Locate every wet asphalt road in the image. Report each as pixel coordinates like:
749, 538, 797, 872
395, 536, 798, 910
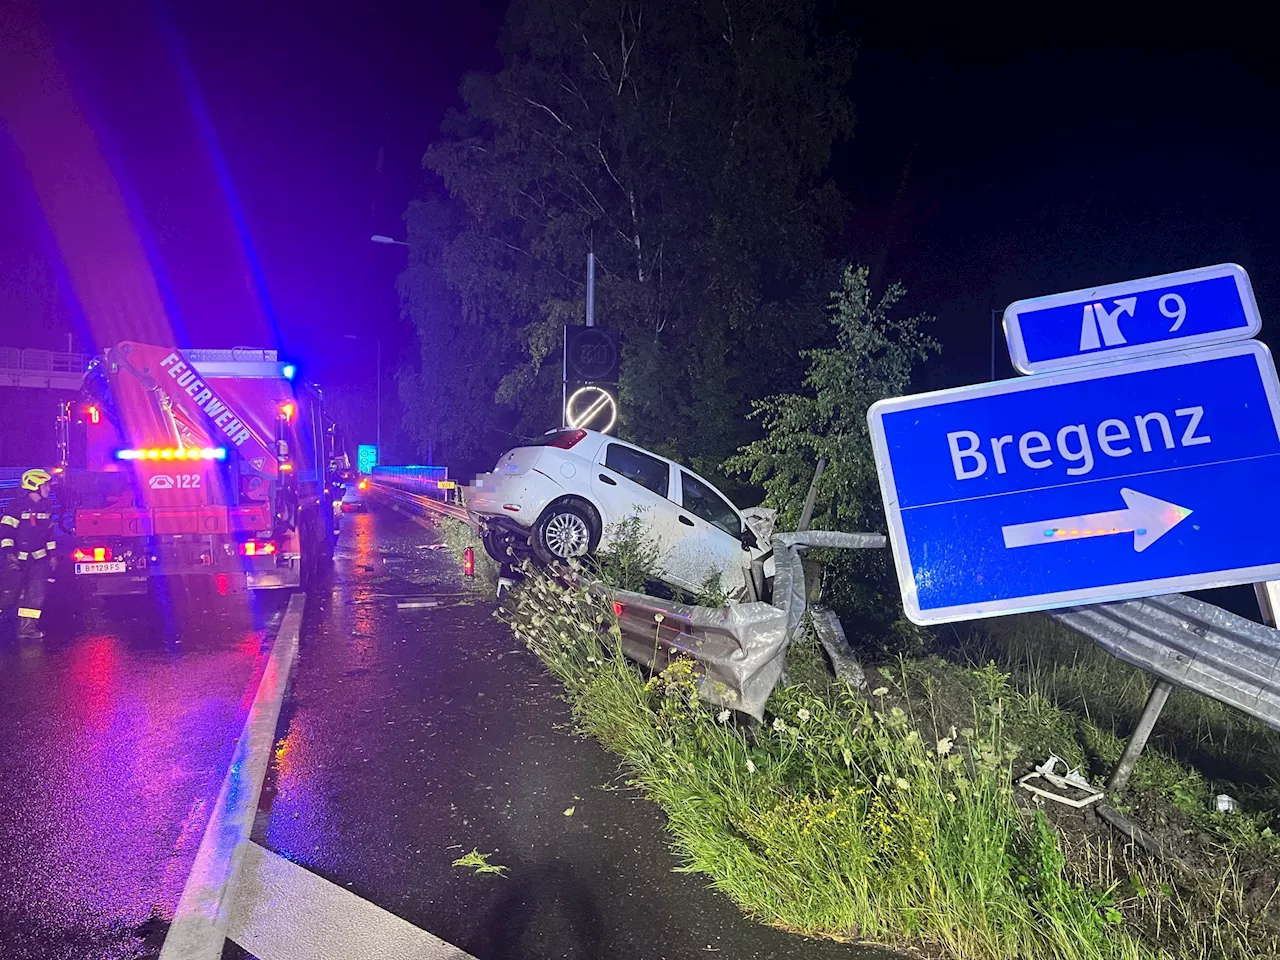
1, 501, 899, 959
249, 503, 898, 960
0, 573, 291, 960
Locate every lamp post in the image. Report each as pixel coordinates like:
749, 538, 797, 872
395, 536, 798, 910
365, 232, 408, 458
344, 334, 381, 455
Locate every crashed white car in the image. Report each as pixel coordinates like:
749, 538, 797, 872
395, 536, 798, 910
467, 428, 774, 598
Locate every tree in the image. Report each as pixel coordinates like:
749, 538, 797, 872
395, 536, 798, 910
404, 0, 854, 473
725, 265, 939, 638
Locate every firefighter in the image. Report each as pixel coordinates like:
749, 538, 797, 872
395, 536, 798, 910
0, 468, 58, 640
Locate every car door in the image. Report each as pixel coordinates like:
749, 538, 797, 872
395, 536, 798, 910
589, 442, 682, 578
668, 469, 751, 599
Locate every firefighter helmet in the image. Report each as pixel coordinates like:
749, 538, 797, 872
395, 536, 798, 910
21, 468, 52, 491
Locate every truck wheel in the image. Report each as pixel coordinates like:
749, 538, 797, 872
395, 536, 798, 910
532, 501, 598, 565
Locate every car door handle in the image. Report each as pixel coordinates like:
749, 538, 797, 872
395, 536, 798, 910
679, 515, 695, 526
598, 474, 617, 485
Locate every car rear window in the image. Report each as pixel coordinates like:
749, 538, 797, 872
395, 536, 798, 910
680, 471, 741, 537
603, 444, 669, 497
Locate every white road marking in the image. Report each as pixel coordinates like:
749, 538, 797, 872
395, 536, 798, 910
160, 592, 307, 960
228, 841, 476, 960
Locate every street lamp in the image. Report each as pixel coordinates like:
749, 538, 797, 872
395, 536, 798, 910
371, 234, 409, 246
344, 334, 382, 454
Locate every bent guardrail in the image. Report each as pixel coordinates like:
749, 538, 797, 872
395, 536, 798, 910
1050, 592, 1280, 734
600, 530, 886, 720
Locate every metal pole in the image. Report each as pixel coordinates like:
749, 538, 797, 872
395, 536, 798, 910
1106, 678, 1173, 793
562, 325, 568, 428
586, 252, 596, 327
796, 457, 827, 532
1255, 581, 1280, 627
376, 338, 382, 455
990, 309, 997, 381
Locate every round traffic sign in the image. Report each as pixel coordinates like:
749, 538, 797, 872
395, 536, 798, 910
565, 385, 617, 433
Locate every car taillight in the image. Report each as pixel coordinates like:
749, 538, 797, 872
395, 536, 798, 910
358, 478, 368, 490
72, 546, 113, 562
239, 540, 277, 557
544, 428, 587, 449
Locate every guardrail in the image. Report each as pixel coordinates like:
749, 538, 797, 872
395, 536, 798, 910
365, 478, 470, 523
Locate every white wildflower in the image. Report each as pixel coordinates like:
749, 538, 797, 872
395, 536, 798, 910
772, 717, 787, 733
716, 709, 731, 723
746, 757, 757, 774
894, 777, 912, 791
654, 613, 665, 624
936, 737, 954, 756
797, 708, 811, 723
872, 687, 889, 697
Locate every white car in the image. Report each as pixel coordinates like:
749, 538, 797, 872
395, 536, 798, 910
468, 428, 772, 598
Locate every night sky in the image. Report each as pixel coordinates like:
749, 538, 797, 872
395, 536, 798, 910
3, 3, 1278, 445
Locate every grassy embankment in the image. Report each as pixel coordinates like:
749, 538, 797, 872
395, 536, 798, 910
441, 517, 1280, 959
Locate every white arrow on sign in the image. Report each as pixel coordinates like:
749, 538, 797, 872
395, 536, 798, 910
1002, 488, 1192, 553
1079, 297, 1137, 350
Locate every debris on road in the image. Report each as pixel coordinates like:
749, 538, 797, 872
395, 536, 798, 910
451, 848, 508, 876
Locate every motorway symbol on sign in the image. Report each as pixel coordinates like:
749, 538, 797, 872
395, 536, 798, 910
867, 340, 1280, 625
1003, 263, 1260, 375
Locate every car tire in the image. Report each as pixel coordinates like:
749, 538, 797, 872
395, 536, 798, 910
481, 527, 517, 564
532, 501, 598, 565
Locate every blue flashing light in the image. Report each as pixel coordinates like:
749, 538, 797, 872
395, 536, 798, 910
282, 363, 296, 380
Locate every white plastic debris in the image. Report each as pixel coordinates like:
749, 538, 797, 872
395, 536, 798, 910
1215, 794, 1240, 814
1017, 755, 1105, 808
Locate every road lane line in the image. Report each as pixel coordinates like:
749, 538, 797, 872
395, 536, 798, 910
227, 841, 476, 960
160, 592, 307, 960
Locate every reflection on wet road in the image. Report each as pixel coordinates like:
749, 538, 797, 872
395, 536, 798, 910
0, 584, 288, 960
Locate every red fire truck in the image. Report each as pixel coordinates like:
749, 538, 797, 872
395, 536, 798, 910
57, 342, 345, 595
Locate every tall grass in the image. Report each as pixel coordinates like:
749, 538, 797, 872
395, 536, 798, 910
503, 565, 1187, 960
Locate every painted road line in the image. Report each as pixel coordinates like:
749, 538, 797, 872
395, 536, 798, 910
160, 592, 307, 960
227, 841, 476, 960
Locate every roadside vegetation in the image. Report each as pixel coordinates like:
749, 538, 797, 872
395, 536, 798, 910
495, 549, 1280, 959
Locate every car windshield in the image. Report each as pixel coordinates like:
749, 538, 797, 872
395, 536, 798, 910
680, 471, 741, 537
603, 443, 669, 497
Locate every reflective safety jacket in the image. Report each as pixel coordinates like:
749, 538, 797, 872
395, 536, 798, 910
0, 496, 58, 561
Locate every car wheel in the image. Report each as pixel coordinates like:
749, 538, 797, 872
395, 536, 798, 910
532, 502, 596, 564
481, 527, 516, 564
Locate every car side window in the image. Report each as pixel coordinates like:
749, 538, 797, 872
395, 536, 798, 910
603, 444, 670, 498
680, 471, 741, 537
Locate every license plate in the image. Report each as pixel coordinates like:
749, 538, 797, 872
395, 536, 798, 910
75, 561, 127, 575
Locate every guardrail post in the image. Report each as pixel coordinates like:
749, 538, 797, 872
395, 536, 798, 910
1255, 581, 1280, 628
1106, 677, 1173, 793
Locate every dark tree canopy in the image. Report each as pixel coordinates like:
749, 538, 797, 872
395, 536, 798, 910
402, 0, 855, 474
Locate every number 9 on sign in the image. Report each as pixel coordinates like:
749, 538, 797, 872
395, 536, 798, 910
566, 385, 617, 433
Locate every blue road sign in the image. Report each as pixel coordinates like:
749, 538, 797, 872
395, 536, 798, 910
867, 340, 1280, 624
1003, 263, 1260, 375
357, 444, 378, 474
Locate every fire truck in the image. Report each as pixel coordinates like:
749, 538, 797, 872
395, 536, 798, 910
56, 342, 345, 595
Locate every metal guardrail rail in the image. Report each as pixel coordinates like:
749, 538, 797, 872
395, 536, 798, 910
366, 479, 470, 523
1050, 592, 1280, 734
